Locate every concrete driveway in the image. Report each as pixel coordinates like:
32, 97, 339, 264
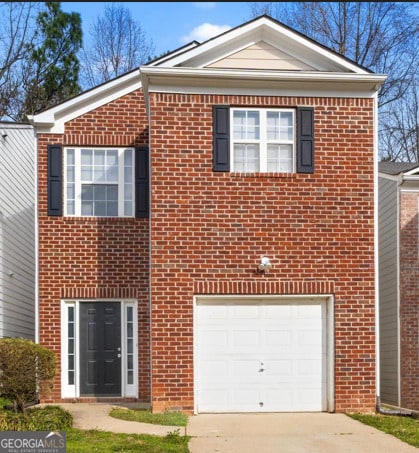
187, 413, 418, 453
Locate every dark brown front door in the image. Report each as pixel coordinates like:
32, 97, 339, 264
79, 302, 121, 396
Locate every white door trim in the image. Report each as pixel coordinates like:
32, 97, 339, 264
194, 294, 334, 414
60, 299, 138, 399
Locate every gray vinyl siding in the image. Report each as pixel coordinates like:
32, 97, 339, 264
0, 123, 36, 339
378, 175, 399, 405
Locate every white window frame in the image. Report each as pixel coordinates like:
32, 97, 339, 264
60, 299, 138, 399
231, 108, 296, 173
64, 147, 135, 217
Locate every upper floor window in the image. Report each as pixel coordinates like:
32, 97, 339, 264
65, 147, 134, 217
213, 105, 314, 174
231, 108, 295, 173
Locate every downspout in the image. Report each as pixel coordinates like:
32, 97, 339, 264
373, 92, 412, 417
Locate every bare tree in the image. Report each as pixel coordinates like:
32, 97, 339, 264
249, 2, 419, 162
380, 79, 419, 162
0, 2, 42, 120
80, 3, 155, 89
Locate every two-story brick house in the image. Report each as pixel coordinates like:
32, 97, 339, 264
29, 15, 386, 414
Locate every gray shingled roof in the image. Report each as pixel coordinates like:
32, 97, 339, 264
378, 162, 419, 175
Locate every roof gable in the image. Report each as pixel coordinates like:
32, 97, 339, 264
151, 15, 369, 74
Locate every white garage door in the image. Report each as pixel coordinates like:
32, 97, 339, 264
196, 298, 327, 413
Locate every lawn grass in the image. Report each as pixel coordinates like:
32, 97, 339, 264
348, 413, 419, 448
66, 428, 190, 453
110, 407, 189, 427
0, 404, 190, 453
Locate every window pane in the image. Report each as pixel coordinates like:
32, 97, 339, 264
81, 168, 92, 181
94, 149, 105, 166
68, 307, 74, 323
107, 166, 118, 181
234, 144, 260, 172
67, 202, 75, 215
127, 307, 133, 322
280, 112, 293, 140
127, 370, 133, 385
67, 167, 75, 182
107, 202, 118, 216
81, 202, 93, 216
94, 186, 106, 201
233, 111, 260, 140
94, 201, 107, 216
81, 149, 92, 165
67, 149, 75, 165
107, 186, 118, 200
124, 202, 133, 216
106, 150, 118, 166
267, 144, 293, 172
246, 111, 259, 139
67, 185, 75, 199
82, 185, 93, 200
124, 150, 133, 166
267, 112, 280, 140
233, 111, 246, 139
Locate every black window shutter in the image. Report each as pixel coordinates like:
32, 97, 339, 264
47, 144, 63, 216
297, 107, 314, 174
135, 147, 149, 218
213, 105, 230, 171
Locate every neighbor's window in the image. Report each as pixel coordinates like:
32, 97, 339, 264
231, 108, 295, 173
65, 148, 134, 217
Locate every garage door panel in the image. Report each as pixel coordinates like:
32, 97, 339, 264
264, 330, 292, 347
232, 329, 260, 351
196, 299, 327, 413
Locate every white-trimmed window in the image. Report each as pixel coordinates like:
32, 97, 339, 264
231, 108, 295, 173
65, 147, 134, 217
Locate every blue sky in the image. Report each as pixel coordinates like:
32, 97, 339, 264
61, 2, 257, 56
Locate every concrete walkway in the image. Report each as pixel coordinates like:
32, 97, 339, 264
54, 403, 185, 436
53, 404, 418, 452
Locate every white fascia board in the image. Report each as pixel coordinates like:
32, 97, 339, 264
378, 172, 403, 182
30, 70, 141, 134
158, 17, 368, 75
140, 66, 387, 97
147, 42, 200, 67
403, 167, 419, 176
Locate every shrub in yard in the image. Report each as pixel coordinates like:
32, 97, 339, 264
0, 405, 72, 431
0, 338, 57, 412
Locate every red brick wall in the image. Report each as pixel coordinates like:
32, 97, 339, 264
37, 91, 151, 402
38, 88, 376, 413
149, 93, 376, 413
400, 192, 419, 409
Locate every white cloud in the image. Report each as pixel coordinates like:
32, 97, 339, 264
181, 22, 231, 43
193, 2, 216, 9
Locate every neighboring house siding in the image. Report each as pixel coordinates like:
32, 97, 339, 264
0, 123, 36, 339
378, 176, 399, 406
399, 191, 419, 409
37, 91, 151, 402
149, 93, 376, 413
